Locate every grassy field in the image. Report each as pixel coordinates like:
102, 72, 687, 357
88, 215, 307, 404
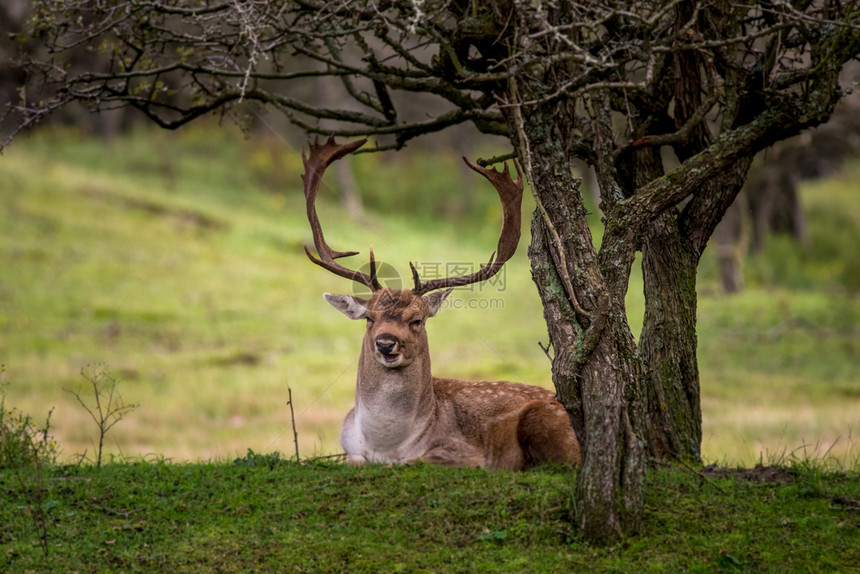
0, 126, 858, 466
2, 455, 859, 572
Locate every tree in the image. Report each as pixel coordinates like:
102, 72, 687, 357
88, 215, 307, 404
6, 0, 859, 544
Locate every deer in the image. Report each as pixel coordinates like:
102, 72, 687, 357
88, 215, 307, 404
300, 136, 581, 471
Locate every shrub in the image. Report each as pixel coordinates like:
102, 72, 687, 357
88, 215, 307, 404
0, 370, 59, 470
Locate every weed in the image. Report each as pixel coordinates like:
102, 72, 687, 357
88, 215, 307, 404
0, 367, 59, 557
0, 387, 58, 470
66, 364, 138, 466
233, 448, 283, 469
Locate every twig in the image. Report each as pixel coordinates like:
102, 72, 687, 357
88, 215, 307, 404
304, 452, 348, 463
90, 503, 145, 518
476, 151, 518, 167
287, 385, 300, 462
614, 97, 715, 158
653, 457, 725, 493
538, 340, 553, 363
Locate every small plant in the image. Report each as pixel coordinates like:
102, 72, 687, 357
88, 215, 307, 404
234, 448, 282, 469
0, 367, 58, 470
67, 364, 138, 467
476, 529, 509, 543
0, 364, 58, 557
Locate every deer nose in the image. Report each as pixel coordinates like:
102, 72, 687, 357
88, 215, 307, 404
376, 337, 398, 355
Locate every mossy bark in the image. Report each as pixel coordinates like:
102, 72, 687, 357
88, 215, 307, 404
637, 133, 755, 462
635, 155, 754, 463
639, 213, 702, 461
518, 103, 645, 544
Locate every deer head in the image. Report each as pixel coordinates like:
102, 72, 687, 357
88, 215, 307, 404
324, 288, 451, 369
301, 136, 524, 370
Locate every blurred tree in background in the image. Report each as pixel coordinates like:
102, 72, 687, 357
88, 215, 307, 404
713, 83, 860, 293
3, 1, 860, 544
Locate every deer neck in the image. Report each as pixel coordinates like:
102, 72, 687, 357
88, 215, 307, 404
354, 344, 436, 448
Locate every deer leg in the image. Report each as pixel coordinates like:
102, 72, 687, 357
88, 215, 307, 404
345, 454, 368, 466
340, 409, 370, 467
517, 400, 582, 467
405, 441, 486, 469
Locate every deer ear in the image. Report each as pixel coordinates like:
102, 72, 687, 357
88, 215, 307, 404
424, 288, 454, 317
324, 293, 369, 320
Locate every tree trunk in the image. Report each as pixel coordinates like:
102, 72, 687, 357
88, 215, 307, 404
613, 113, 705, 463
633, 2, 759, 461
714, 198, 745, 293
639, 212, 702, 461
638, 156, 753, 461
747, 165, 805, 254
518, 104, 645, 544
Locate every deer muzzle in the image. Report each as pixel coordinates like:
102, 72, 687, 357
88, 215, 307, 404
376, 336, 398, 355
375, 334, 402, 367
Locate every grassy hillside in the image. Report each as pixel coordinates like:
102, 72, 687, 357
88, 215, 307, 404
2, 456, 859, 572
0, 126, 858, 466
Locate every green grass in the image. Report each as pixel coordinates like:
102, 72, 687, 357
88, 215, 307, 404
2, 455, 858, 573
0, 125, 858, 466
695, 163, 860, 463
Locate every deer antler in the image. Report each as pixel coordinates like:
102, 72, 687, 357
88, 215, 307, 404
411, 159, 524, 296
302, 136, 382, 291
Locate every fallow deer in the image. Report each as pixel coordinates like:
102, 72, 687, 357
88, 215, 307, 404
301, 137, 581, 470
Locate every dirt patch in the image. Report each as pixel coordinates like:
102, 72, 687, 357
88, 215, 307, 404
120, 195, 227, 231
210, 351, 261, 367
701, 463, 799, 484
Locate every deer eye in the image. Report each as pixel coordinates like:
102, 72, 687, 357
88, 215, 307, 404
410, 319, 423, 328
